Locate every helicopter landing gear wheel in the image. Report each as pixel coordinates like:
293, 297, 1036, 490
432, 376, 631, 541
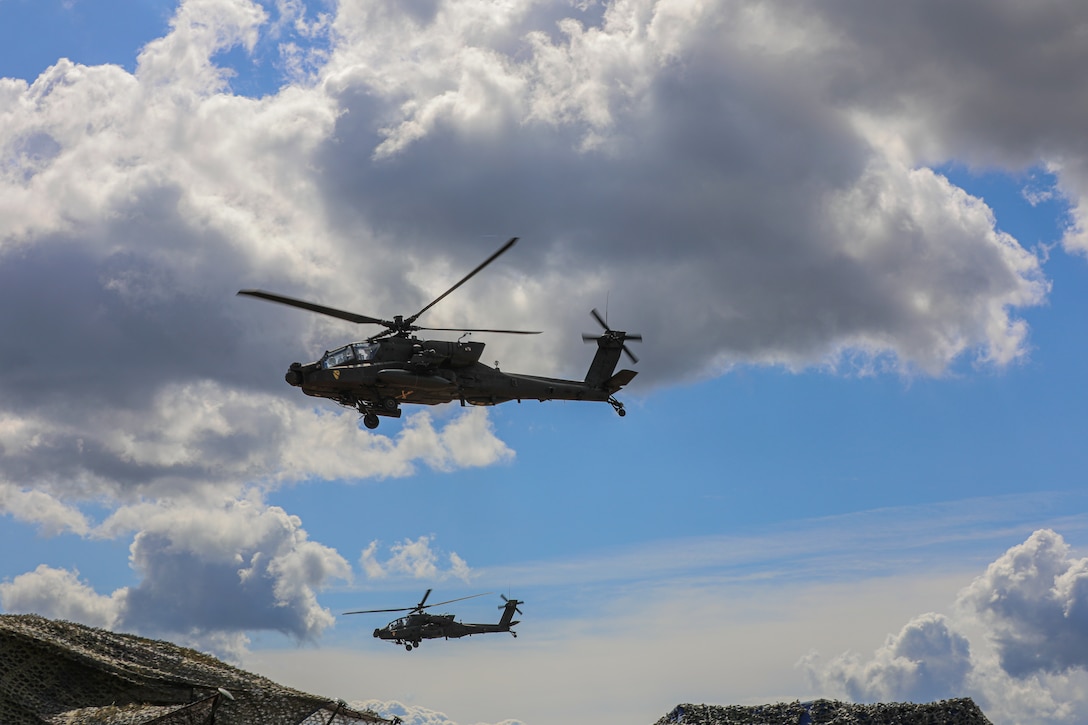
363, 413, 380, 430
405, 644, 413, 651
618, 408, 626, 417
381, 397, 399, 412
608, 396, 627, 417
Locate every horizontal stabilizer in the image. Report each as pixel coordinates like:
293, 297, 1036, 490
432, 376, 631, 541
606, 369, 638, 393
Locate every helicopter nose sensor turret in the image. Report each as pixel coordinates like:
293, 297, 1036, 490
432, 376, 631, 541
285, 363, 303, 387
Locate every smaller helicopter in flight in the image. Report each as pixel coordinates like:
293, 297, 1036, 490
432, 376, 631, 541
343, 589, 523, 651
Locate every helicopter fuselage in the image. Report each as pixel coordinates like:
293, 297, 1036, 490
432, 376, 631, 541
369, 598, 523, 651
375, 612, 519, 646
285, 332, 637, 428
343, 589, 523, 651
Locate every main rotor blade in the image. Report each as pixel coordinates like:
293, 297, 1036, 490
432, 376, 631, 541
343, 590, 491, 615
419, 326, 541, 335
407, 237, 519, 325
238, 290, 389, 327
424, 591, 493, 609
342, 606, 413, 615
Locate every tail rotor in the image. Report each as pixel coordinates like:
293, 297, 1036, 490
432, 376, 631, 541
499, 594, 524, 615
582, 308, 642, 364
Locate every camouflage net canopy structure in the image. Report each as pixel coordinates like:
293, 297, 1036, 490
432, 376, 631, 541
656, 699, 994, 725
0, 615, 392, 725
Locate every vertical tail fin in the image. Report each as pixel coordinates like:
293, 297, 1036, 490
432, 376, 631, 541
584, 335, 626, 387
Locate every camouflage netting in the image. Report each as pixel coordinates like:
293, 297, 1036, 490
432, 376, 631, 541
0, 615, 391, 725
656, 698, 994, 725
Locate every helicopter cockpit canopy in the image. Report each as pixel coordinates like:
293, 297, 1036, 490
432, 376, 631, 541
321, 342, 379, 369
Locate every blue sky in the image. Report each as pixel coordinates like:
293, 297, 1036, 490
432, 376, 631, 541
3, 2, 1088, 724
0, 1, 171, 77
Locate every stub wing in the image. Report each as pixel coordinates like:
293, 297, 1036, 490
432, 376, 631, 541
606, 369, 638, 393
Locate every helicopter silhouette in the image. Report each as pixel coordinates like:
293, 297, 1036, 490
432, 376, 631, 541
343, 589, 523, 651
238, 238, 641, 429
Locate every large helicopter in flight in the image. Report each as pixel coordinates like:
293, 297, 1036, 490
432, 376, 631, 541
238, 238, 641, 429
343, 589, 523, 651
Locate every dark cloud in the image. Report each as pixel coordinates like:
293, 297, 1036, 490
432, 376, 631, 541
820, 0, 1088, 166
0, 238, 252, 411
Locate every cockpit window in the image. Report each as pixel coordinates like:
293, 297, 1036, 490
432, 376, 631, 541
322, 342, 380, 369
321, 345, 355, 369
353, 342, 378, 361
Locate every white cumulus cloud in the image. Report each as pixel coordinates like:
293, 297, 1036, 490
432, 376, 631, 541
959, 529, 1088, 678
802, 612, 973, 703
0, 565, 123, 629
803, 529, 1088, 724
359, 535, 473, 583
2, 494, 350, 658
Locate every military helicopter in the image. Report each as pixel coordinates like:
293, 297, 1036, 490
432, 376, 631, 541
238, 237, 640, 429
343, 589, 523, 651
